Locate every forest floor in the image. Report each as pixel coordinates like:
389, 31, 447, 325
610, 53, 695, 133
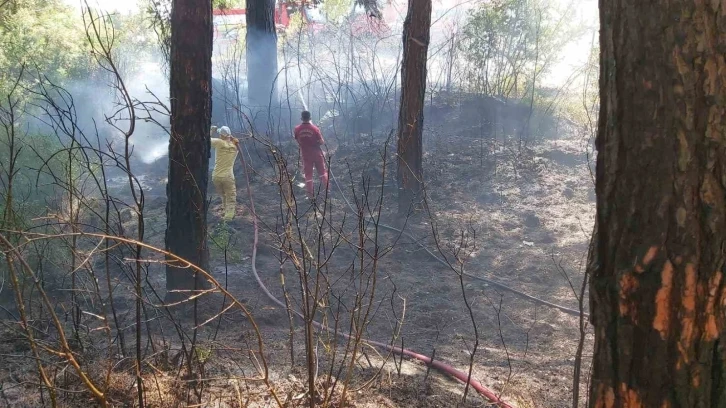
0, 98, 596, 408
143, 100, 594, 407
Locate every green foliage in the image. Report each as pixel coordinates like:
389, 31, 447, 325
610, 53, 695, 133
214, 0, 245, 9
106, 12, 158, 78
194, 345, 212, 364
283, 8, 306, 35
0, 106, 106, 278
460, 0, 583, 98
0, 2, 161, 290
0, 132, 76, 225
0, 0, 92, 94
0, 0, 155, 91
209, 221, 241, 262
558, 41, 599, 127
141, 0, 171, 72
321, 0, 350, 24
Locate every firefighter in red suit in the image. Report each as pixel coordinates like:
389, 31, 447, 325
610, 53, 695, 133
294, 111, 329, 199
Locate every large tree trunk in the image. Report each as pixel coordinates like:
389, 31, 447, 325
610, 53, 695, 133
396, 0, 431, 214
246, 0, 278, 132
588, 1, 726, 406
165, 0, 213, 302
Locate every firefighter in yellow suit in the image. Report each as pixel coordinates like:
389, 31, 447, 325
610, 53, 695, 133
210, 126, 239, 221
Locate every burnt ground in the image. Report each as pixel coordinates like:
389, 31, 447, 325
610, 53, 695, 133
0, 97, 595, 407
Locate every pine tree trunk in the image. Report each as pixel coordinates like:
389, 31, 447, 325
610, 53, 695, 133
165, 0, 213, 302
588, 1, 726, 406
246, 0, 278, 131
397, 0, 431, 214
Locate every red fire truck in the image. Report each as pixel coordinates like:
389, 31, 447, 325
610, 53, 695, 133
213, 3, 326, 40
213, 1, 395, 41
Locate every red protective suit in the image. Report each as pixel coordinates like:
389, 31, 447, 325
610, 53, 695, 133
294, 122, 328, 198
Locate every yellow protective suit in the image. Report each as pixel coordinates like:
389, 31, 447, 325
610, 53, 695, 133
211, 132, 239, 220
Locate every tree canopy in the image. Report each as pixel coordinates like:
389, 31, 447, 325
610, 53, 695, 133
460, 0, 581, 98
0, 0, 91, 92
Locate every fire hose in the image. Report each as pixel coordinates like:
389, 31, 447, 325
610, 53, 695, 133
235, 144, 514, 407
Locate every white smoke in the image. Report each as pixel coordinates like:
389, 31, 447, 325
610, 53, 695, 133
51, 60, 170, 165
139, 138, 170, 164
125, 62, 171, 164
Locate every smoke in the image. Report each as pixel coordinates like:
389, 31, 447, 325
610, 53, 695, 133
141, 139, 171, 164
45, 0, 594, 162
274, 11, 404, 133
291, 72, 308, 111
46, 60, 171, 165
298, 87, 308, 111
61, 58, 248, 165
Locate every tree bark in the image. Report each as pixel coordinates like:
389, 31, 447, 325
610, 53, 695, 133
588, 1, 726, 406
246, 0, 278, 131
396, 0, 431, 214
165, 0, 213, 302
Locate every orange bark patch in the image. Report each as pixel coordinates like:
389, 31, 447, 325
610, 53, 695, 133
653, 261, 674, 338
678, 264, 697, 367
642, 246, 659, 266
594, 384, 615, 408
682, 263, 697, 318
620, 383, 644, 407
619, 273, 640, 317
594, 384, 647, 408
704, 271, 723, 341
